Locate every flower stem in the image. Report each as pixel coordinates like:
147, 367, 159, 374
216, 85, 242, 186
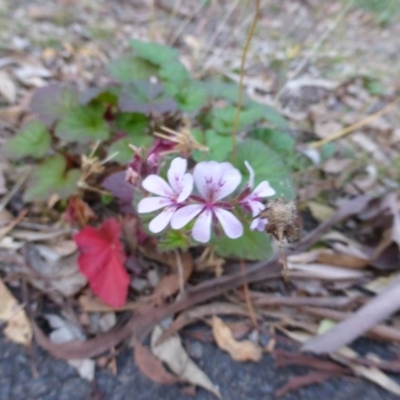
231, 0, 260, 164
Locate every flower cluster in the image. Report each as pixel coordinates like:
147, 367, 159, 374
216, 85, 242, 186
137, 157, 275, 243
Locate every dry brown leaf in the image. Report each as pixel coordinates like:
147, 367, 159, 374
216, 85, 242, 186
333, 347, 400, 396
307, 201, 336, 222
212, 315, 262, 362
316, 250, 368, 269
78, 293, 142, 312
288, 262, 367, 280
0, 70, 17, 103
133, 337, 180, 385
156, 302, 250, 345
0, 165, 7, 195
23, 243, 87, 298
148, 251, 194, 304
0, 278, 32, 346
151, 325, 221, 399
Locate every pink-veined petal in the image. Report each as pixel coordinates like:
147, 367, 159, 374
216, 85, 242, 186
193, 161, 221, 199
138, 196, 172, 213
148, 206, 176, 233
244, 160, 255, 189
167, 157, 187, 193
213, 165, 241, 201
192, 209, 213, 243
170, 204, 204, 229
142, 175, 174, 197
252, 181, 276, 198
247, 200, 265, 217
214, 208, 243, 239
250, 217, 268, 232
176, 173, 193, 203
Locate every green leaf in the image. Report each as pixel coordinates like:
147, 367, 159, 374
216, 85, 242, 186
4, 121, 51, 160
249, 127, 295, 156
158, 230, 189, 252
203, 80, 251, 106
251, 102, 289, 129
192, 129, 232, 162
115, 112, 149, 135
159, 60, 190, 85
55, 104, 109, 143
24, 154, 80, 202
213, 225, 273, 261
118, 81, 177, 115
81, 86, 119, 106
129, 39, 178, 66
211, 105, 267, 134
30, 84, 79, 126
174, 81, 207, 112
234, 139, 296, 200
108, 55, 158, 82
108, 135, 152, 164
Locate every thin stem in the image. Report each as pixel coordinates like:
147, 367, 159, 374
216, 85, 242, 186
231, 0, 260, 163
240, 259, 259, 330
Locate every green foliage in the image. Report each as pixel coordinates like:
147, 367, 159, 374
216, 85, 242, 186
55, 104, 110, 143
129, 39, 179, 65
118, 81, 177, 115
158, 230, 189, 252
30, 84, 79, 125
213, 224, 273, 260
349, 0, 400, 25
249, 127, 295, 156
108, 55, 158, 82
4, 121, 51, 160
24, 155, 80, 201
234, 139, 296, 200
192, 129, 232, 162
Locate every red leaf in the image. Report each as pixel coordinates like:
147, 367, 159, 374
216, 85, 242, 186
73, 218, 130, 308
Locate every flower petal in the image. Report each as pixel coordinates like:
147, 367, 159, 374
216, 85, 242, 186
247, 200, 265, 217
176, 173, 193, 203
192, 209, 213, 243
193, 161, 221, 198
167, 157, 188, 193
213, 165, 241, 201
250, 217, 268, 232
193, 161, 241, 202
138, 196, 172, 213
214, 208, 243, 239
148, 206, 176, 233
142, 175, 174, 197
170, 204, 204, 229
253, 181, 276, 198
244, 160, 255, 189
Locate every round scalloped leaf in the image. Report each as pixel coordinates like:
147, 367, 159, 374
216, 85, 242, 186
213, 225, 273, 261
29, 84, 79, 126
129, 39, 178, 65
3, 121, 51, 160
23, 154, 80, 202
55, 104, 109, 143
234, 139, 296, 200
108, 55, 158, 82
108, 135, 152, 164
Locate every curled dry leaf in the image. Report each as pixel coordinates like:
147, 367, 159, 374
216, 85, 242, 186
133, 337, 180, 385
212, 316, 262, 362
0, 278, 32, 346
142, 249, 194, 304
23, 243, 87, 299
151, 325, 221, 399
